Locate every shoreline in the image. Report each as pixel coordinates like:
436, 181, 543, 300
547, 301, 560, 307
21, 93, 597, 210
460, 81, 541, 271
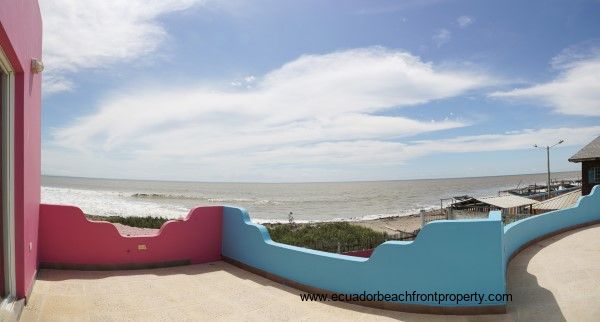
44, 172, 580, 225
251, 207, 438, 225
261, 208, 446, 235
88, 207, 444, 236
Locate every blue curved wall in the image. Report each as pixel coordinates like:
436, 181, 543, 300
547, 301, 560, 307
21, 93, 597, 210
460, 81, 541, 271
503, 185, 600, 265
222, 208, 505, 307
221, 185, 600, 310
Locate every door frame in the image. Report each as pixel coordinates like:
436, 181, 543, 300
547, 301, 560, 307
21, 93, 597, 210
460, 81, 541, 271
0, 44, 16, 303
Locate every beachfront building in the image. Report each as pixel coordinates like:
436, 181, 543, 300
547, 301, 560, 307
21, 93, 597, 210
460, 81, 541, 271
569, 135, 600, 196
500, 179, 581, 201
0, 1, 43, 319
449, 195, 537, 218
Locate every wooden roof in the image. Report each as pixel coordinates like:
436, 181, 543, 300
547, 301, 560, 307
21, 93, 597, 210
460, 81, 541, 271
475, 195, 538, 209
533, 189, 581, 211
569, 136, 600, 162
452, 194, 538, 209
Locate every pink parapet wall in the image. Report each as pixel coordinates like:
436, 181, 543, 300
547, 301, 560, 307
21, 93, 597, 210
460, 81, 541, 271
39, 205, 223, 267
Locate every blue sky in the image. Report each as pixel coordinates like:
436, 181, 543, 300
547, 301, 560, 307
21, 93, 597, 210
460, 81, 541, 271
40, 0, 600, 182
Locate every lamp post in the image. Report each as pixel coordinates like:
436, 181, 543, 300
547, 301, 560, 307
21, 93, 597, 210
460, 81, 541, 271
534, 140, 564, 199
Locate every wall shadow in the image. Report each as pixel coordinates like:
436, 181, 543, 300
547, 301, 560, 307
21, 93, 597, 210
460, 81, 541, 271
34, 261, 504, 321
503, 225, 600, 322
35, 225, 599, 321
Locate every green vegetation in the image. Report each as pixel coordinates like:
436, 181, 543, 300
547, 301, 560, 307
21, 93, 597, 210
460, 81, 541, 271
83, 214, 414, 253
85, 214, 170, 229
266, 222, 400, 253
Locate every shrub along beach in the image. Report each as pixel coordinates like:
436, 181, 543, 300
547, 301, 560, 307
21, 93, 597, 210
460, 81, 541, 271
84, 211, 429, 253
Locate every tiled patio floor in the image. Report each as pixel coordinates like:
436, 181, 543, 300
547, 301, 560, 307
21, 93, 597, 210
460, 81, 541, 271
21, 224, 600, 321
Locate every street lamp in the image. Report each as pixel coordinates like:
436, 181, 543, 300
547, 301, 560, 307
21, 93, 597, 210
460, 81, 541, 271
534, 140, 564, 199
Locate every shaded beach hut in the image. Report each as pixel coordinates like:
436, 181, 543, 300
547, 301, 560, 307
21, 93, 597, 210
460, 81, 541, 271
450, 195, 537, 217
569, 136, 600, 196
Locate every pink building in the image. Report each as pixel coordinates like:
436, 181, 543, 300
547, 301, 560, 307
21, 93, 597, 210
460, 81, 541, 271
1, 0, 43, 318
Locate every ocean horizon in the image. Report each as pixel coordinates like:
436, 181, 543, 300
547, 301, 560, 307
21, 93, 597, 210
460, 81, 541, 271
41, 171, 580, 223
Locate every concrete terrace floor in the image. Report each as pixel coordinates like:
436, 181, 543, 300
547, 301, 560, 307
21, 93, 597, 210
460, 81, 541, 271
21, 224, 600, 321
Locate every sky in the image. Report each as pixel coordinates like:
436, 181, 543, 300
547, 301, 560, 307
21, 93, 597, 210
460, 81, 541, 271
40, 0, 600, 182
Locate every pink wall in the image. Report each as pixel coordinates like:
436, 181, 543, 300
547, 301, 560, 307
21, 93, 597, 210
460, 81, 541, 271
0, 0, 43, 298
39, 205, 222, 267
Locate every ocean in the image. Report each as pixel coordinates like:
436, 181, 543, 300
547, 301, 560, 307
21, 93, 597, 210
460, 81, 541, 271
41, 172, 579, 223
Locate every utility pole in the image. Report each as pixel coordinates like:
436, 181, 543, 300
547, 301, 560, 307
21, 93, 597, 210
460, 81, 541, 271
534, 140, 564, 199
546, 146, 550, 199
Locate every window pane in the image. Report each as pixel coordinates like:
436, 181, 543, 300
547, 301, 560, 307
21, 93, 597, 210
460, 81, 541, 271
589, 167, 600, 184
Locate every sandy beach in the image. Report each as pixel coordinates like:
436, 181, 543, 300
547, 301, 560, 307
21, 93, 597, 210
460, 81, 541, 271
106, 208, 449, 237
113, 223, 160, 236
351, 209, 446, 235
107, 210, 445, 237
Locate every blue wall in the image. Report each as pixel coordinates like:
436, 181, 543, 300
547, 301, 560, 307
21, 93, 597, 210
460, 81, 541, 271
503, 185, 600, 266
221, 186, 600, 309
222, 207, 505, 307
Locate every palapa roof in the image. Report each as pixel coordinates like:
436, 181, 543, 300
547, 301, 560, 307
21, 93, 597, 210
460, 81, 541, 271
533, 189, 582, 211
474, 195, 537, 209
569, 136, 600, 162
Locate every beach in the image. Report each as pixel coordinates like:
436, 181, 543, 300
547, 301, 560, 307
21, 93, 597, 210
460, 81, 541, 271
351, 209, 444, 234
105, 207, 445, 237
42, 172, 582, 240
42, 171, 579, 224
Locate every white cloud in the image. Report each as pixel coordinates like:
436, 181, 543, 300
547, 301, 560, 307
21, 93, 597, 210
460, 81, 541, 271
255, 127, 600, 167
433, 29, 451, 47
42, 74, 74, 93
40, 0, 203, 93
550, 40, 600, 69
490, 58, 600, 116
404, 127, 599, 157
53, 47, 493, 151
44, 126, 600, 182
45, 47, 499, 181
457, 15, 473, 28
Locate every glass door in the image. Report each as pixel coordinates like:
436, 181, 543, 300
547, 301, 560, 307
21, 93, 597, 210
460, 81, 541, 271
0, 66, 4, 299
0, 46, 15, 302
